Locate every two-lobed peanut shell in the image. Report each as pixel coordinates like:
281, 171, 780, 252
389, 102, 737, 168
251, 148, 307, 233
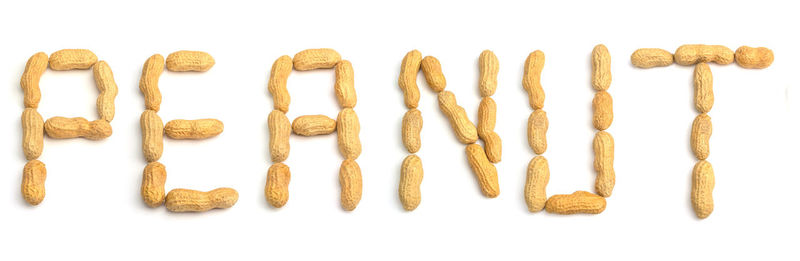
630, 48, 673, 68
694, 63, 714, 113
592, 90, 613, 130
734, 46, 774, 69
402, 109, 422, 153
49, 49, 97, 70
438, 91, 478, 144
165, 188, 239, 212
339, 159, 362, 211
523, 50, 545, 109
269, 110, 291, 163
398, 50, 422, 108
591, 44, 612, 91
478, 50, 499, 97
593, 131, 615, 198
545, 191, 606, 215
139, 54, 164, 112
22, 108, 44, 160
674, 45, 734, 65
164, 119, 224, 139
268, 55, 293, 113
21, 52, 48, 108
22, 160, 47, 205
292, 115, 336, 136
335, 60, 357, 108
420, 56, 446, 92
140, 110, 164, 162
141, 162, 167, 207
691, 114, 712, 160
692, 160, 715, 219
465, 144, 499, 198
265, 163, 291, 208
399, 155, 423, 211
525, 156, 550, 212
44, 117, 111, 140
528, 110, 548, 155
166, 51, 215, 72
293, 48, 341, 71
337, 108, 362, 160
93, 61, 118, 122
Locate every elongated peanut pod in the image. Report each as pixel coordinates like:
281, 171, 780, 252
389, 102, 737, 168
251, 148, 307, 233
478, 50, 499, 97
93, 61, 118, 122
545, 191, 606, 214
292, 115, 336, 136
593, 131, 615, 197
438, 91, 478, 144
164, 119, 224, 139
694, 63, 714, 113
525, 156, 550, 212
22, 108, 44, 161
269, 110, 291, 163
592, 44, 612, 91
265, 163, 291, 208
20, 52, 47, 108
528, 110, 548, 154
482, 131, 502, 163
691, 113, 712, 160
399, 155, 423, 211
465, 144, 499, 198
402, 109, 422, 153
692, 160, 715, 219
49, 49, 97, 70
166, 51, 215, 72
268, 55, 292, 113
292, 48, 341, 70
477, 97, 496, 136
523, 50, 545, 109
141, 162, 167, 207
735, 46, 774, 69
339, 159, 362, 211
44, 117, 111, 140
420, 56, 446, 92
674, 45, 734, 65
398, 50, 422, 108
335, 60, 356, 108
337, 108, 362, 160
630, 48, 673, 68
139, 54, 164, 112
592, 90, 613, 130
140, 110, 163, 162
165, 188, 239, 212
22, 160, 47, 205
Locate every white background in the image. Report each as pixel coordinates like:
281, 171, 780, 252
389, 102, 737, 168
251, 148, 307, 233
1, 0, 798, 260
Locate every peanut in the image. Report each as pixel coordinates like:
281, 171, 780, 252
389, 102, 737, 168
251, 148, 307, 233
482, 131, 502, 163
694, 63, 714, 113
141, 162, 167, 207
421, 56, 446, 92
477, 97, 496, 137
593, 131, 615, 197
691, 113, 712, 160
525, 156, 550, 212
140, 110, 164, 162
20, 52, 47, 108
339, 159, 362, 211
292, 115, 336, 136
139, 54, 164, 112
438, 91, 478, 144
523, 50, 545, 109
268, 55, 293, 113
465, 144, 499, 198
630, 48, 673, 68
398, 50, 422, 108
692, 160, 715, 219
674, 44, 734, 65
399, 155, 423, 211
478, 50, 499, 97
528, 110, 548, 155
49, 49, 97, 70
165, 51, 215, 72
591, 44, 612, 91
44, 117, 111, 140
401, 109, 422, 153
265, 162, 291, 208
165, 188, 239, 212
164, 119, 224, 139
268, 110, 291, 163
22, 160, 47, 205
93, 61, 118, 122
592, 90, 613, 131
22, 108, 44, 161
734, 46, 774, 69
335, 60, 357, 108
545, 191, 606, 214
292, 48, 341, 71
337, 108, 362, 159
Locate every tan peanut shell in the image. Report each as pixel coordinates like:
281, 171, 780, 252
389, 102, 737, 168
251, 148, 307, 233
477, 97, 496, 136
402, 109, 422, 153
465, 144, 499, 198
398, 50, 422, 108
292, 48, 341, 71
399, 155, 423, 211
482, 131, 502, 163
292, 115, 336, 136
735, 46, 774, 69
674, 45, 734, 65
268, 55, 292, 113
22, 160, 47, 205
630, 48, 673, 68
165, 188, 239, 212
140, 110, 164, 162
592, 90, 613, 130
339, 159, 362, 211
265, 163, 291, 208
165, 51, 215, 72
420, 56, 446, 92
438, 91, 478, 144
545, 191, 606, 214
164, 119, 224, 139
22, 108, 44, 161
141, 162, 167, 207
93, 61, 118, 122
593, 131, 615, 197
692, 160, 715, 219
523, 50, 545, 109
44, 117, 111, 140
335, 60, 357, 108
691, 113, 712, 160
49, 49, 97, 70
268, 110, 291, 163
21, 52, 47, 108
139, 54, 164, 112
525, 156, 550, 212
694, 63, 714, 113
478, 50, 499, 97
337, 108, 362, 159
528, 110, 548, 155
591, 44, 612, 91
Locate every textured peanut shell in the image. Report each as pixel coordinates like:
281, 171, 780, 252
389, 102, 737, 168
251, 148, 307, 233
482, 131, 502, 163
545, 191, 606, 214
268, 55, 292, 113
591, 44, 612, 91
339, 159, 362, 211
20, 52, 47, 108
139, 54, 164, 112
694, 63, 714, 113
93, 61, 118, 122
140, 110, 163, 162
420, 56, 446, 92
335, 60, 357, 108
292, 115, 336, 136
438, 91, 478, 144
593, 131, 615, 197
592, 90, 613, 130
265, 163, 291, 208
528, 110, 548, 155
399, 155, 423, 211
398, 50, 422, 108
165, 51, 215, 72
630, 48, 673, 68
691, 113, 712, 160
402, 109, 422, 153
478, 50, 499, 97
164, 119, 224, 139
692, 160, 714, 219
22, 160, 47, 205
165, 188, 239, 212
293, 48, 341, 71
523, 50, 545, 109
735, 46, 773, 69
141, 162, 167, 207
44, 117, 111, 140
22, 108, 44, 161
49, 49, 97, 70
337, 108, 362, 159
269, 110, 291, 163
465, 144, 499, 198
525, 156, 550, 212
477, 97, 496, 137
674, 45, 734, 65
